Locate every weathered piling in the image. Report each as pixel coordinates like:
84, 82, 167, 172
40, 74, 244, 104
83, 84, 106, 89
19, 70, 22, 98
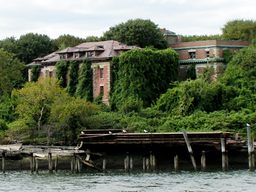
48, 152, 53, 172
54, 156, 58, 172
246, 124, 255, 171
221, 138, 228, 171
183, 131, 197, 170
174, 155, 179, 171
142, 157, 146, 170
2, 151, 6, 173
35, 158, 39, 173
30, 153, 34, 173
124, 152, 130, 171
102, 158, 106, 171
201, 151, 206, 170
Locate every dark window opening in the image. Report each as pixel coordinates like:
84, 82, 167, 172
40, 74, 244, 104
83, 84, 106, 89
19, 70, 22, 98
100, 68, 104, 78
189, 52, 196, 59
206, 51, 210, 58
100, 86, 104, 96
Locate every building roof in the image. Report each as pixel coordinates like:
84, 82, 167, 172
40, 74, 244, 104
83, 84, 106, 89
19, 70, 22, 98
30, 40, 138, 66
171, 40, 249, 50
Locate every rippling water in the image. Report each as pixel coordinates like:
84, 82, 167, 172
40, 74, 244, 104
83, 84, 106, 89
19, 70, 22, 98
0, 170, 255, 192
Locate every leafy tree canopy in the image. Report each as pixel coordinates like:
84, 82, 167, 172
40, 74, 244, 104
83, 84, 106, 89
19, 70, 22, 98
0, 49, 25, 95
17, 33, 56, 64
103, 19, 167, 48
54, 34, 85, 50
222, 19, 256, 42
0, 37, 18, 54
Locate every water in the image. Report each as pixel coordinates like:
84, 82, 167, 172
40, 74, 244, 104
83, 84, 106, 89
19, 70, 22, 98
0, 170, 256, 192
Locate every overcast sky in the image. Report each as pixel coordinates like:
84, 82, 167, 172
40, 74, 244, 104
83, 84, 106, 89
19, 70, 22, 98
0, 0, 255, 40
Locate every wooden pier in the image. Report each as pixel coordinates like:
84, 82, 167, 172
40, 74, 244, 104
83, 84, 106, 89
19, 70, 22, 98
78, 130, 248, 171
0, 130, 254, 172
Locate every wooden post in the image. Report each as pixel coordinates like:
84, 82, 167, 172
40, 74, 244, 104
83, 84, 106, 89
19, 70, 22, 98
54, 156, 58, 172
71, 156, 74, 172
145, 158, 150, 170
102, 158, 106, 171
246, 124, 254, 171
142, 157, 146, 170
2, 151, 5, 173
221, 138, 228, 171
124, 153, 129, 171
48, 152, 53, 172
76, 158, 81, 173
201, 151, 206, 170
174, 155, 179, 171
35, 158, 39, 173
183, 131, 197, 170
129, 156, 133, 170
30, 153, 34, 173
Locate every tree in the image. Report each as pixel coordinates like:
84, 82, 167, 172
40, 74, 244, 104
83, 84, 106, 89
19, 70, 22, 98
54, 34, 85, 50
0, 49, 24, 95
50, 97, 98, 144
222, 19, 256, 42
103, 19, 167, 48
0, 37, 18, 54
84, 36, 101, 42
10, 77, 98, 144
16, 33, 56, 64
111, 48, 179, 110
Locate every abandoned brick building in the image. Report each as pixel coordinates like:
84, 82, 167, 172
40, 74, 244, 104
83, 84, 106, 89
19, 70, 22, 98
28, 32, 249, 103
28, 40, 136, 104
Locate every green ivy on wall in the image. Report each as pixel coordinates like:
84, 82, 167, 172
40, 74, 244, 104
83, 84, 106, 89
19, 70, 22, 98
75, 60, 93, 101
67, 61, 79, 96
110, 48, 179, 111
55, 60, 69, 87
30, 65, 41, 82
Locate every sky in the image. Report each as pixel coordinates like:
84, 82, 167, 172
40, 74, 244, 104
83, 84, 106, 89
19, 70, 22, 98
0, 0, 255, 40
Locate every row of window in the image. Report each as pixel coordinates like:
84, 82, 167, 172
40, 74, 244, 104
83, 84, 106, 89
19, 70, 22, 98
188, 50, 210, 59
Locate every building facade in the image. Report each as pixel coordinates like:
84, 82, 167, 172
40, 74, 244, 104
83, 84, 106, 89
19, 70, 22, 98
28, 40, 137, 104
170, 40, 249, 79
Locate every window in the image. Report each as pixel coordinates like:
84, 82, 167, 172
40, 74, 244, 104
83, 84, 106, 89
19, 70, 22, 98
205, 49, 210, 58
100, 86, 104, 96
49, 71, 53, 78
189, 51, 196, 59
100, 68, 104, 79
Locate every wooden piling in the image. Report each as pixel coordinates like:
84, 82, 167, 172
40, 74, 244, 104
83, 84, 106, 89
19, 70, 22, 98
124, 153, 130, 171
30, 153, 34, 173
102, 158, 106, 171
221, 138, 228, 171
174, 155, 179, 171
246, 124, 255, 171
201, 151, 206, 170
71, 157, 74, 172
76, 158, 81, 173
54, 156, 58, 172
145, 158, 150, 170
2, 151, 5, 173
48, 152, 53, 172
35, 158, 39, 173
129, 156, 133, 170
183, 131, 197, 170
142, 157, 146, 170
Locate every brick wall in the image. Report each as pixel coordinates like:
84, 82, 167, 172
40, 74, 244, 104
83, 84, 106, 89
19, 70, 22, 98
92, 61, 111, 104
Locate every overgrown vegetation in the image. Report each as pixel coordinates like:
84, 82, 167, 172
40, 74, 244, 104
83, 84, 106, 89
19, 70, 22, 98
111, 48, 179, 110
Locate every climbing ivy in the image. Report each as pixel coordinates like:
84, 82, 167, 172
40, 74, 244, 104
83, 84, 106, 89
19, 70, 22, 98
55, 60, 69, 87
110, 48, 179, 110
30, 65, 41, 82
75, 60, 93, 101
66, 61, 79, 96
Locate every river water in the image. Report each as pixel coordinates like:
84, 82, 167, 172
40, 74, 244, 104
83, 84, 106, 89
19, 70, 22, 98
0, 170, 256, 192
